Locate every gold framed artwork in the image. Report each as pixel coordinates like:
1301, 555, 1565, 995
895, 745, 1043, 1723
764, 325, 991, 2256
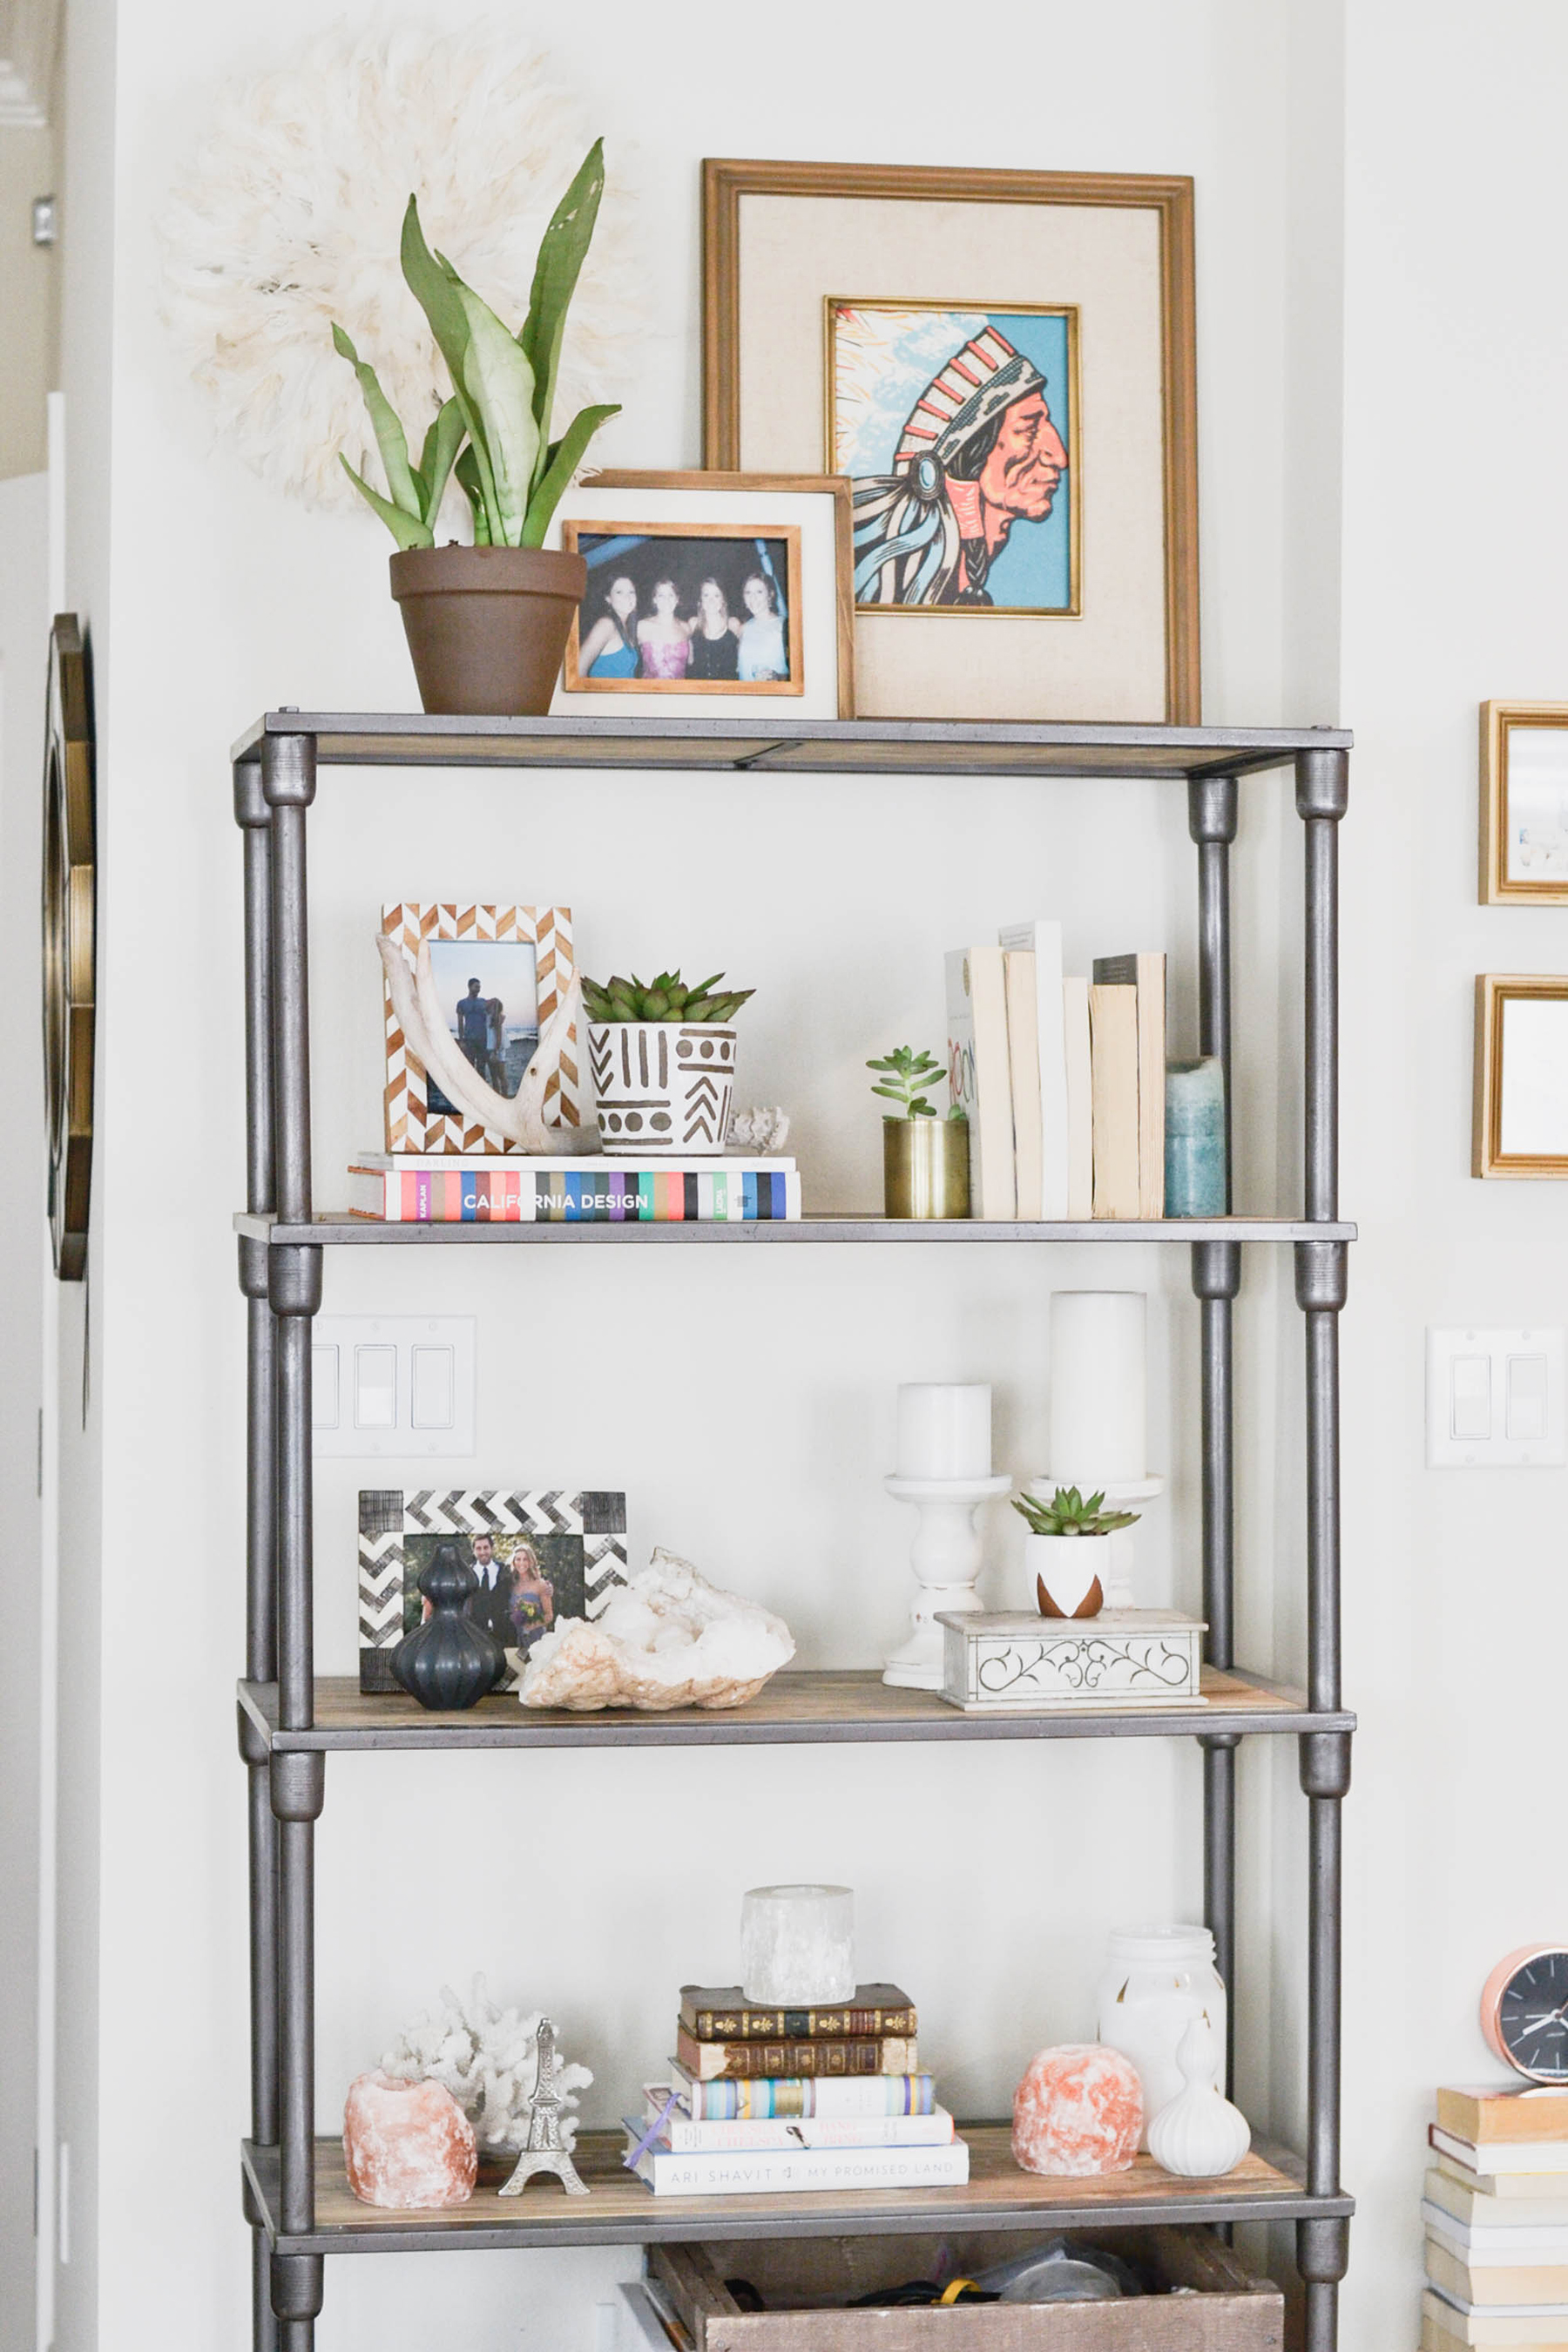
551, 470, 854, 719
381, 902, 578, 1154
43, 614, 96, 1281
1473, 975, 1568, 1177
1479, 702, 1568, 903
702, 159, 1199, 725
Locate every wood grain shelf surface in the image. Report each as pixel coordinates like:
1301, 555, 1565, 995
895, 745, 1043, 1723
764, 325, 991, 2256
235, 1211, 1357, 1247
239, 1667, 1353, 1754
241, 2129, 1349, 2255
231, 711, 1352, 782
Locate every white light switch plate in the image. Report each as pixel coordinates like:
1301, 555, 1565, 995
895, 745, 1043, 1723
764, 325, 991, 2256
312, 1316, 476, 1457
1426, 1327, 1567, 1467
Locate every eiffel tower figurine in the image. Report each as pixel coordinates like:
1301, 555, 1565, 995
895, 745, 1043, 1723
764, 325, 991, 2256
497, 2017, 589, 2197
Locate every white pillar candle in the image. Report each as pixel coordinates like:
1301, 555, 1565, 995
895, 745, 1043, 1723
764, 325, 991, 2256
1048, 1294, 1146, 1485
896, 1383, 991, 1480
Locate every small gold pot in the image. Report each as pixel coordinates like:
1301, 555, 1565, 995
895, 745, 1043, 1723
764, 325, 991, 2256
882, 1116, 970, 1219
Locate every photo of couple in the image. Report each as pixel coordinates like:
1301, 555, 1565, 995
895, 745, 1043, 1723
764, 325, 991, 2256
564, 524, 799, 693
422, 937, 540, 1114
404, 1528, 585, 1690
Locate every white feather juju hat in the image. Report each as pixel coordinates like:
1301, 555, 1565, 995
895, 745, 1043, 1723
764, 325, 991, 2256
159, 24, 643, 517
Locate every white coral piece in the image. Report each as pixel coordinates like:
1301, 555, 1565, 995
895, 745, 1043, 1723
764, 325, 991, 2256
158, 25, 643, 517
519, 1549, 795, 1713
380, 1975, 591, 2154
725, 1106, 791, 1152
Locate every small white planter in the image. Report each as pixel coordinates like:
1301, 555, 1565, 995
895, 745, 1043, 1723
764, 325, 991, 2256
589, 1021, 738, 1155
1025, 1531, 1112, 1619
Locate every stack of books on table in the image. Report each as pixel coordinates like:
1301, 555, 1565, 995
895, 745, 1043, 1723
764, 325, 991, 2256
347, 1152, 801, 1224
1424, 2085, 1568, 2349
947, 924, 1167, 1221
626, 1983, 968, 2198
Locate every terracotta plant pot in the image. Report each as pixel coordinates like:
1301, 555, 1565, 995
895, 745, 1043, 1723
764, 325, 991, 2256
389, 544, 588, 717
590, 1021, 738, 1155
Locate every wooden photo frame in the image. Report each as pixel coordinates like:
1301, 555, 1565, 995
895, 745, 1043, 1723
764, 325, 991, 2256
381, 902, 578, 1155
1474, 974, 1568, 1176
1480, 702, 1568, 903
551, 470, 854, 719
702, 159, 1199, 725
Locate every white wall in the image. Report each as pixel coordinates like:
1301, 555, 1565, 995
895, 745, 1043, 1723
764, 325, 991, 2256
50, 1, 1568, 2347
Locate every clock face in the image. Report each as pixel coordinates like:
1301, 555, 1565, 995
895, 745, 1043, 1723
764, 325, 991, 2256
1494, 1950, 1568, 2083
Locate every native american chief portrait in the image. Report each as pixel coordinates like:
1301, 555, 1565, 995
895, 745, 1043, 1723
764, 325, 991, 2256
830, 305, 1076, 612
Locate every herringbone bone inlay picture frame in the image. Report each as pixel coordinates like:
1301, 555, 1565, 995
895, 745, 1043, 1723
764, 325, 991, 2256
358, 1488, 629, 1693
382, 902, 578, 1153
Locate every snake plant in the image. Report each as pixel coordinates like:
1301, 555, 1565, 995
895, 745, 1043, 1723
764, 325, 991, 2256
334, 141, 620, 551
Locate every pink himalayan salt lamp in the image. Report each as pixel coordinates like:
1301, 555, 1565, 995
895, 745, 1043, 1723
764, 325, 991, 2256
1011, 2043, 1144, 2178
343, 2070, 477, 2209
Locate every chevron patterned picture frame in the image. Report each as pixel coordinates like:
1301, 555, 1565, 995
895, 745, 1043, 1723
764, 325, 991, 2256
382, 902, 579, 1154
358, 1488, 629, 1695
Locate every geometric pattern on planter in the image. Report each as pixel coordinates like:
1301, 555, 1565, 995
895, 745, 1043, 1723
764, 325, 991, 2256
381, 900, 578, 1153
591, 1021, 736, 1154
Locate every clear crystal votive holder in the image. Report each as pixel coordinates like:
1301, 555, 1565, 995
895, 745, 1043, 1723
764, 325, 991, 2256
740, 1883, 855, 2005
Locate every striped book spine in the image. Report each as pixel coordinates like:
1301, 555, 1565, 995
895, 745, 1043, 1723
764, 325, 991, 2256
387, 1169, 798, 1223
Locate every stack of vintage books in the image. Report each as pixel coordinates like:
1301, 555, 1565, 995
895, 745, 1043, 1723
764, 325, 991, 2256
625, 1982, 969, 2198
1424, 2085, 1568, 2349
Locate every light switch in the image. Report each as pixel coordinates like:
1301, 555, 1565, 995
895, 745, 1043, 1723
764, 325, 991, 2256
411, 1345, 455, 1429
1427, 1328, 1567, 1466
313, 1316, 476, 1457
1450, 1356, 1491, 1441
1508, 1354, 1549, 1441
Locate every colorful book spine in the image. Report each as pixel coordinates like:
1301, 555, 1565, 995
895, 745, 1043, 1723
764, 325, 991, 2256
679, 1985, 917, 2040
640, 2098, 954, 2153
374, 1167, 801, 1223
674, 2026, 917, 2081
672, 2070, 936, 2121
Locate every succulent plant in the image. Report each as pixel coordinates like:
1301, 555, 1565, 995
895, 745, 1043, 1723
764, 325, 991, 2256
581, 970, 754, 1024
868, 1045, 963, 1119
1012, 1486, 1141, 1538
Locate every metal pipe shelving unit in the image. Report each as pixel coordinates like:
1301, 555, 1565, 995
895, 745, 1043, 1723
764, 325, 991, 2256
232, 713, 1355, 2352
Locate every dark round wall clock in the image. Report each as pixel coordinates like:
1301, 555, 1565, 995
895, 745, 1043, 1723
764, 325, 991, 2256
43, 613, 96, 1282
1481, 1945, 1568, 2084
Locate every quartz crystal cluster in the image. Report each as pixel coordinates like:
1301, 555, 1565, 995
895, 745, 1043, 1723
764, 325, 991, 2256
518, 1549, 794, 1712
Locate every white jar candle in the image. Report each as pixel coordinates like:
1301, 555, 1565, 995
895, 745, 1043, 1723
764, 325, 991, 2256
896, 1383, 991, 1481
740, 1884, 855, 2005
1096, 1924, 1227, 2144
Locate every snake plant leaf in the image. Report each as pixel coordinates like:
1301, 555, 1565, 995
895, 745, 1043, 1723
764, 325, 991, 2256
416, 397, 465, 527
453, 282, 538, 546
517, 139, 606, 452
331, 323, 422, 519
336, 454, 434, 550
400, 199, 501, 528
454, 445, 492, 543
519, 402, 622, 546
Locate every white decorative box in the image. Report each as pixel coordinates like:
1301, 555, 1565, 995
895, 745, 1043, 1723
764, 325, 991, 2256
936, 1610, 1206, 1713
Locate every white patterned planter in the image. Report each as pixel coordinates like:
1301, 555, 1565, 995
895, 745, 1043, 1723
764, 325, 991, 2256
936, 1610, 1206, 1713
589, 1021, 737, 1155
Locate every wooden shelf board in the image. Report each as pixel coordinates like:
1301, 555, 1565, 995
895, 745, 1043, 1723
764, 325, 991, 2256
231, 712, 1351, 782
241, 2128, 1349, 2255
235, 1211, 1357, 1247
240, 1666, 1354, 1754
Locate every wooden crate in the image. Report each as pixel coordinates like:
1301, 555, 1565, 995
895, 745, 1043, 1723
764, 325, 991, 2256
649, 2227, 1283, 2350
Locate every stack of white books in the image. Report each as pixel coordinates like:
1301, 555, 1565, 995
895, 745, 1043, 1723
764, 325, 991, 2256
1424, 2086, 1568, 2349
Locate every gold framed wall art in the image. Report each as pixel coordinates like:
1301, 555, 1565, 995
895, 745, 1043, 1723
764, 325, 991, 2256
1473, 974, 1568, 1177
702, 159, 1199, 725
1479, 701, 1568, 903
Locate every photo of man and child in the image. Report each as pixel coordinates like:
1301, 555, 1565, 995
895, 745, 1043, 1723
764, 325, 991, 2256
564, 524, 799, 693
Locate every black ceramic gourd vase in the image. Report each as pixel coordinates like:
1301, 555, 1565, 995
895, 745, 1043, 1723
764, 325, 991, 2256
391, 1544, 505, 1711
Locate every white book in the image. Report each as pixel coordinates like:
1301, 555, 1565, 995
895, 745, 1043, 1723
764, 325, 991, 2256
944, 946, 1014, 1219
1436, 2126, 1568, 2176
639, 2098, 956, 2153
1429, 2169, 1568, 2229
1001, 950, 1043, 1219
1428, 2282, 1568, 2325
999, 921, 1070, 1216
1428, 2204, 1568, 2260
625, 2132, 970, 2198
1062, 977, 1092, 1219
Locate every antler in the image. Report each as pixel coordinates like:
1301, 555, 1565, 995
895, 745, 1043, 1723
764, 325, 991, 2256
378, 934, 597, 1152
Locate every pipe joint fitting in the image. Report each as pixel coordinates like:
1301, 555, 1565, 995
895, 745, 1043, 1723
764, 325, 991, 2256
1294, 747, 1349, 823
1294, 1239, 1348, 1314
270, 1750, 325, 1822
1191, 1240, 1242, 1301
1299, 1729, 1353, 1800
271, 2254, 325, 2322
267, 1247, 322, 1318
238, 1234, 271, 1299
260, 733, 317, 810
1187, 773, 1240, 846
233, 760, 270, 829
1295, 2215, 1350, 2285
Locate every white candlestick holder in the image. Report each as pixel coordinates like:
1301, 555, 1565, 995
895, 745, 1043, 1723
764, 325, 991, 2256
1028, 1471, 1165, 1608
882, 1472, 1011, 1689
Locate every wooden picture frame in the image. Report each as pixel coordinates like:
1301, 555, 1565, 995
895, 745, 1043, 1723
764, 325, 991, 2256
1480, 701, 1568, 903
381, 902, 578, 1154
701, 159, 1199, 725
1473, 974, 1568, 1176
552, 470, 854, 719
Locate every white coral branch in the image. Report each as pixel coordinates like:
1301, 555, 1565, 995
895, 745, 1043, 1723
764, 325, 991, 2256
381, 1974, 591, 2153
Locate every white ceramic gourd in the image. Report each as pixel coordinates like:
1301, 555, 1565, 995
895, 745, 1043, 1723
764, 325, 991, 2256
1146, 2016, 1251, 2179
